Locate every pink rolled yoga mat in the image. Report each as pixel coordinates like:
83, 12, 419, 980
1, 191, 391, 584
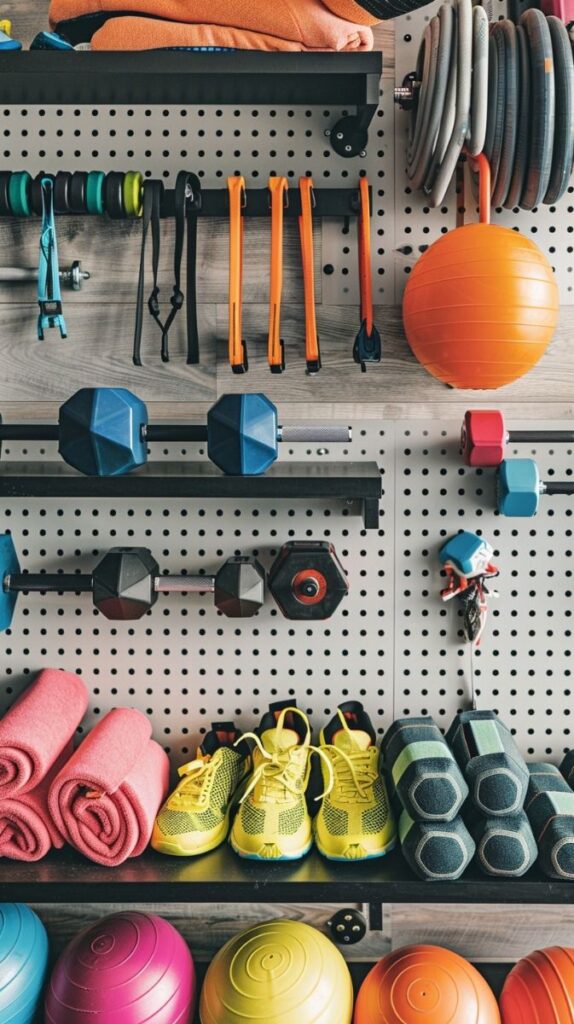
0, 669, 88, 799
49, 708, 169, 867
0, 743, 72, 861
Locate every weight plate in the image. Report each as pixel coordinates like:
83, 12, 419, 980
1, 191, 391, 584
429, 0, 473, 207
86, 170, 105, 215
30, 173, 54, 217
104, 171, 126, 219
8, 171, 31, 217
69, 171, 88, 214
123, 170, 144, 218
489, 27, 507, 203
505, 23, 531, 209
492, 20, 519, 208
424, 4, 458, 195
544, 16, 574, 204
409, 3, 453, 189
468, 4, 489, 157
0, 171, 11, 216
53, 170, 72, 214
483, 33, 499, 172
520, 8, 555, 210
407, 23, 432, 168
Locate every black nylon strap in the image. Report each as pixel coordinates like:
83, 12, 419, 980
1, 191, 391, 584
133, 179, 163, 367
184, 173, 201, 365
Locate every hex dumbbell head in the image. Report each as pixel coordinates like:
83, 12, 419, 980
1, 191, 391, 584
461, 410, 506, 467
214, 556, 266, 617
0, 533, 19, 631
92, 547, 159, 620
497, 459, 540, 517
268, 541, 349, 620
207, 393, 278, 475
58, 387, 148, 477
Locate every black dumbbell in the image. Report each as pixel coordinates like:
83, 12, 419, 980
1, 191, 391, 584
268, 540, 349, 620
0, 388, 351, 477
0, 536, 265, 629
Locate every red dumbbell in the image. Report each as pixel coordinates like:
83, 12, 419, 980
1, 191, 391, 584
461, 410, 574, 467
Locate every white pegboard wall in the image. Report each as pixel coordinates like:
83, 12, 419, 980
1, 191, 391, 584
0, 420, 572, 765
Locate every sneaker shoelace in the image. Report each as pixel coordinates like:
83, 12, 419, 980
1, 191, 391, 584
320, 708, 378, 804
237, 706, 334, 805
168, 754, 216, 809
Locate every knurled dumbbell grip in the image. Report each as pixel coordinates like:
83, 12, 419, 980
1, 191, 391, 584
509, 430, 574, 443
154, 575, 215, 594
277, 424, 352, 443
5, 573, 92, 592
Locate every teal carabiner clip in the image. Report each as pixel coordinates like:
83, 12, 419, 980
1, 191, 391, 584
38, 177, 67, 340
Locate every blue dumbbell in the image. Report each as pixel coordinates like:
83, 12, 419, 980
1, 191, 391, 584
0, 20, 22, 50
0, 389, 351, 477
497, 458, 574, 516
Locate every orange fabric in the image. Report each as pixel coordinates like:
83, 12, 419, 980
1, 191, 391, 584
50, 0, 374, 50
322, 0, 380, 25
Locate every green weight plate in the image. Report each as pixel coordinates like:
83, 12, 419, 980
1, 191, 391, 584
86, 170, 105, 215
544, 16, 574, 204
520, 8, 555, 210
505, 23, 531, 209
8, 171, 31, 217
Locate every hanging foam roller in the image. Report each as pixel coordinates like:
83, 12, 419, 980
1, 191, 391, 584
446, 710, 529, 817
381, 717, 468, 822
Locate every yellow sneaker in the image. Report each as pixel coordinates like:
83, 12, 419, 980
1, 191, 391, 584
230, 704, 318, 861
314, 702, 396, 861
152, 723, 250, 857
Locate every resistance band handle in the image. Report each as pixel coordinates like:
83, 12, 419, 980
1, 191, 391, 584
278, 424, 351, 443
228, 176, 248, 374
541, 482, 574, 496
509, 430, 574, 444
154, 575, 216, 594
298, 177, 320, 375
6, 573, 92, 593
268, 176, 288, 374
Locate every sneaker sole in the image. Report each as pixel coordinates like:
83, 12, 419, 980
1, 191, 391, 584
151, 812, 231, 858
315, 836, 397, 862
229, 836, 313, 862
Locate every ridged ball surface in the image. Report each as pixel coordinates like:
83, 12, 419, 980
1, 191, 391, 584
353, 944, 500, 1024
200, 920, 353, 1024
403, 224, 558, 390
0, 903, 49, 1024
500, 947, 574, 1023
45, 912, 195, 1024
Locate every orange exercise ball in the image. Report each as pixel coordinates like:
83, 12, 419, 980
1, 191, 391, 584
353, 944, 500, 1024
403, 222, 558, 390
500, 947, 574, 1023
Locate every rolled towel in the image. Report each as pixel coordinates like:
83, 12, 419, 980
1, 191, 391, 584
0, 669, 88, 799
381, 717, 468, 822
469, 811, 537, 878
446, 709, 529, 817
399, 809, 475, 881
49, 708, 169, 867
525, 763, 574, 880
0, 744, 72, 861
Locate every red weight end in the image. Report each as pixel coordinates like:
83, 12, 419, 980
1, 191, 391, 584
462, 410, 506, 466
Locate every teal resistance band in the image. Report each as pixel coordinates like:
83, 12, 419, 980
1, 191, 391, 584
38, 177, 67, 340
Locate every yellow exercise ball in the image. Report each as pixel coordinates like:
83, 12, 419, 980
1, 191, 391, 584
200, 920, 354, 1024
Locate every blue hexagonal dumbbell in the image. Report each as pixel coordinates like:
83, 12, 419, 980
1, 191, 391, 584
0, 534, 20, 631
207, 394, 279, 476
58, 388, 148, 476
497, 459, 541, 517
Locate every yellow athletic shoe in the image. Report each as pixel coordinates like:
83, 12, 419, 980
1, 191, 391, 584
314, 702, 396, 861
152, 723, 250, 857
230, 703, 320, 861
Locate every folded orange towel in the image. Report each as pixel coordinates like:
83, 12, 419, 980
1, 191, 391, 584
322, 0, 380, 24
50, 0, 374, 50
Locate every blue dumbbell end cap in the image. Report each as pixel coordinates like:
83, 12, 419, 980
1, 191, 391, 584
208, 393, 278, 475
0, 534, 19, 632
58, 387, 148, 477
0, 904, 48, 1024
498, 459, 539, 517
439, 531, 484, 577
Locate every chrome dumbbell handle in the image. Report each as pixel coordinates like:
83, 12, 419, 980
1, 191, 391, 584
278, 424, 351, 443
153, 575, 215, 594
0, 260, 90, 290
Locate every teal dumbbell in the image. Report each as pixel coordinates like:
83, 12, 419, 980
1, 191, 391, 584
497, 458, 574, 516
0, 20, 22, 50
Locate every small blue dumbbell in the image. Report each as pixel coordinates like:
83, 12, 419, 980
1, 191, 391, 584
439, 531, 494, 578
0, 20, 22, 50
497, 458, 574, 517
5, 388, 352, 477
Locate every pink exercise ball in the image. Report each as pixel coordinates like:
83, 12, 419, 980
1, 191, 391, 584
45, 911, 196, 1024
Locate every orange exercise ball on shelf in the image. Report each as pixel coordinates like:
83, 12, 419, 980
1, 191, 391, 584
353, 943, 500, 1024
402, 154, 559, 390
500, 947, 574, 1023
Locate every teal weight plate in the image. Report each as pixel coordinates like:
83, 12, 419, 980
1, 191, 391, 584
86, 170, 105, 215
8, 171, 31, 216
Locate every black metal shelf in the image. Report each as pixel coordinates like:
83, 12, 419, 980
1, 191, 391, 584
2, 846, 572, 904
0, 461, 381, 528
0, 51, 382, 155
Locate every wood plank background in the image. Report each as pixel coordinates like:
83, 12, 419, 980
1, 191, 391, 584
1, 0, 573, 965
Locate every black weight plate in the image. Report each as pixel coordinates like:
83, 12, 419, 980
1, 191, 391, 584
69, 171, 88, 214
104, 171, 126, 219
505, 23, 531, 209
53, 171, 72, 214
489, 27, 507, 201
544, 16, 574, 204
0, 172, 11, 216
492, 20, 519, 208
520, 8, 555, 210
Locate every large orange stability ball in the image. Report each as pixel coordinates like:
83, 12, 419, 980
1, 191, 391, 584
500, 947, 574, 1023
402, 222, 558, 390
353, 944, 500, 1024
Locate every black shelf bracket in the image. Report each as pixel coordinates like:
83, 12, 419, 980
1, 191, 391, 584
0, 51, 382, 156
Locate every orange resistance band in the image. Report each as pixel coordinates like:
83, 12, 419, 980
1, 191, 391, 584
298, 177, 321, 374
358, 176, 373, 335
228, 175, 247, 373
268, 176, 288, 374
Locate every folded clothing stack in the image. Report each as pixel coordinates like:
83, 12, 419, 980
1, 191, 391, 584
0, 669, 88, 861
382, 716, 474, 880
49, 0, 375, 51
525, 761, 574, 880
447, 710, 536, 879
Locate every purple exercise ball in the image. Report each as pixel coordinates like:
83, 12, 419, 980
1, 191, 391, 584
45, 911, 196, 1024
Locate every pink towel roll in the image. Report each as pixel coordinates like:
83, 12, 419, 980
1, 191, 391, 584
0, 669, 88, 799
0, 743, 72, 861
49, 708, 169, 867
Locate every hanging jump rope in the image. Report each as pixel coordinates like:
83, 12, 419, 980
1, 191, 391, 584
37, 177, 67, 340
